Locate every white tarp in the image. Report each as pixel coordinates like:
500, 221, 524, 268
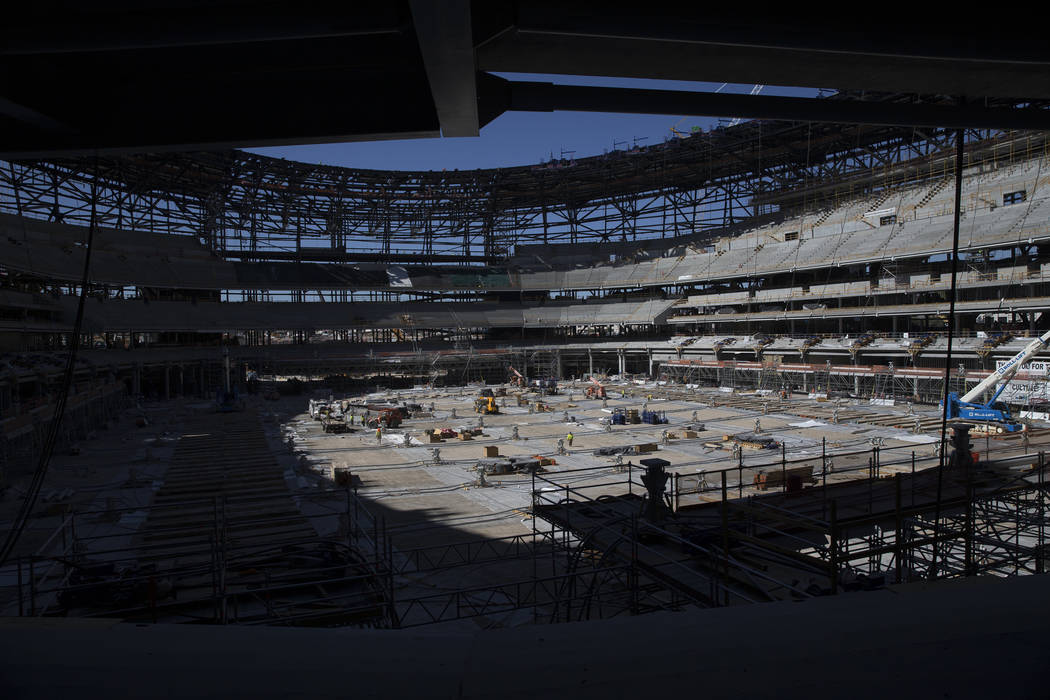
386, 265, 413, 287
789, 420, 827, 428
897, 434, 938, 444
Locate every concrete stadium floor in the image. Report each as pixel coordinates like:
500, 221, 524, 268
284, 380, 973, 536
272, 379, 1041, 622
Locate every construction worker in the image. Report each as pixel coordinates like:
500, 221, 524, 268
566, 431, 574, 447
375, 426, 382, 444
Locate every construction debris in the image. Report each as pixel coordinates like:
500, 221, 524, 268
474, 456, 545, 475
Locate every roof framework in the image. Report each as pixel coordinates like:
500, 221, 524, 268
2, 105, 1038, 266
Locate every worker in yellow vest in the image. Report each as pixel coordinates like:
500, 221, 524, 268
566, 431, 574, 447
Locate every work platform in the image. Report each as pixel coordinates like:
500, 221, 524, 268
532, 447, 1049, 609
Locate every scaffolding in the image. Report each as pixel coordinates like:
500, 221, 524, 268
4, 435, 1047, 630
532, 443, 1050, 607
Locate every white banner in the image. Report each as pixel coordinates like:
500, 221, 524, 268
997, 378, 1050, 404
996, 360, 1049, 375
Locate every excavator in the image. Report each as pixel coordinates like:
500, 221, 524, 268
585, 376, 607, 399
944, 328, 1050, 433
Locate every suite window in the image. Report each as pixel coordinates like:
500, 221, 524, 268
1004, 190, 1027, 205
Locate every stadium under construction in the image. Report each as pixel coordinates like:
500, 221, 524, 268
2, 5, 1050, 697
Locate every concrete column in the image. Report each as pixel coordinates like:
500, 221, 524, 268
132, 365, 141, 397
588, 349, 593, 377
647, 349, 654, 378
556, 351, 563, 380
164, 365, 170, 400
178, 366, 185, 396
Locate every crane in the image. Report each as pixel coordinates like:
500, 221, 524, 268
944, 328, 1050, 432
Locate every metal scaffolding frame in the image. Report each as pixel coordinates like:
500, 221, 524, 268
532, 443, 1050, 607
662, 360, 970, 404
3, 421, 1047, 630
0, 489, 396, 627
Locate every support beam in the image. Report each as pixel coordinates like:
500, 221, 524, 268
0, 97, 74, 133
409, 0, 479, 137
503, 80, 1050, 130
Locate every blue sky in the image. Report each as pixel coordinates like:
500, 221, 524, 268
246, 75, 822, 171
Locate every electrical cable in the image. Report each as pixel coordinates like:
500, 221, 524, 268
0, 156, 99, 567
930, 125, 966, 579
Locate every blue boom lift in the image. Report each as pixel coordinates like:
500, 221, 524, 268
944, 329, 1050, 433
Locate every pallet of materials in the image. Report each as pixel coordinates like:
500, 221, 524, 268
754, 464, 817, 491
320, 416, 349, 433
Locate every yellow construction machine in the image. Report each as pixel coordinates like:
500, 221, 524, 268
475, 395, 500, 414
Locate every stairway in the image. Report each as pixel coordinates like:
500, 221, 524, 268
916, 178, 950, 209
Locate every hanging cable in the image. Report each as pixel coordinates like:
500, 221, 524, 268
0, 156, 100, 567
929, 123, 966, 579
